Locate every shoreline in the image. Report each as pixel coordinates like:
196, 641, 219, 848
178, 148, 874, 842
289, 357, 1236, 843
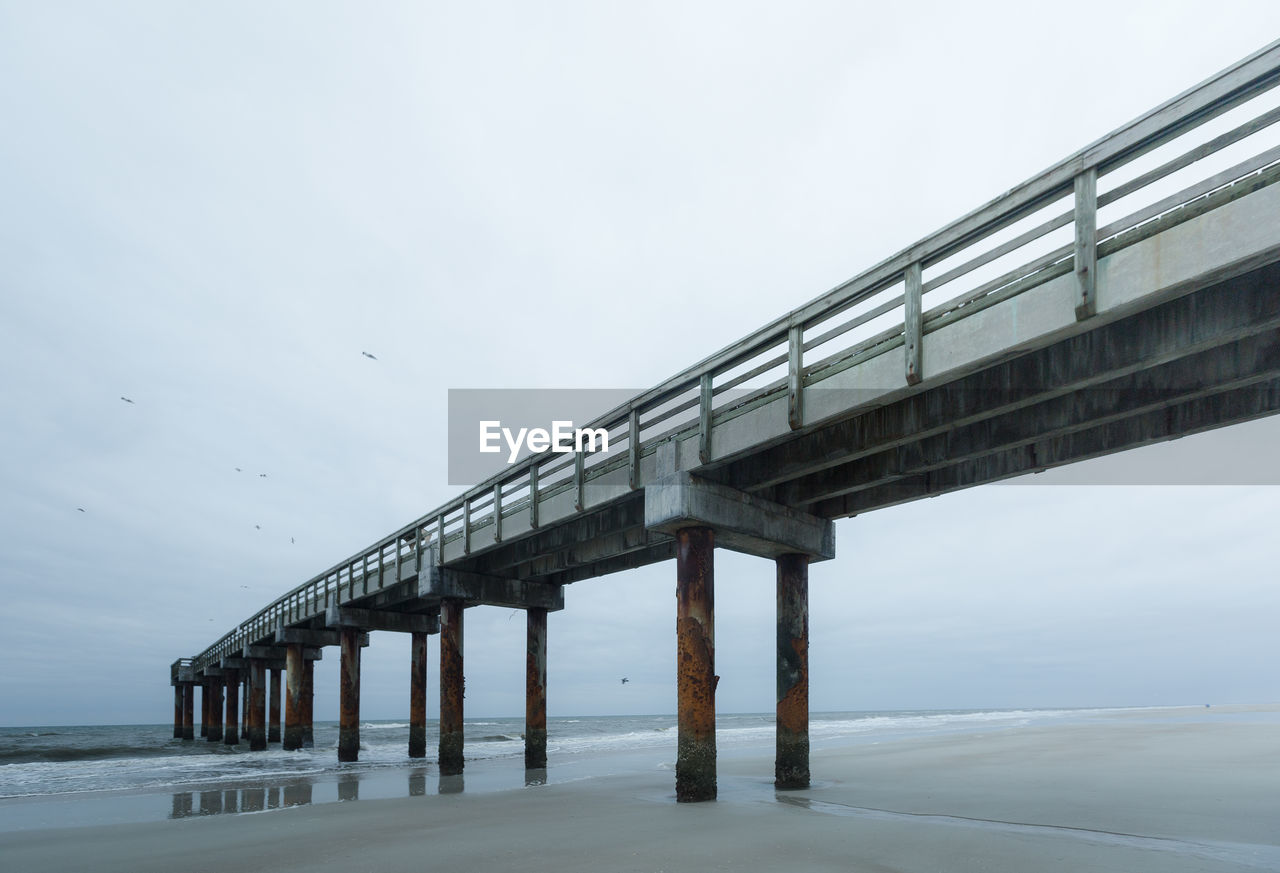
2, 704, 1277, 872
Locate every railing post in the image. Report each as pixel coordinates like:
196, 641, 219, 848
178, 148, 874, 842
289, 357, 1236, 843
529, 465, 540, 528
462, 499, 471, 556
628, 408, 640, 489
493, 483, 503, 542
1074, 167, 1098, 320
698, 373, 713, 465
904, 262, 923, 386
788, 325, 804, 429
573, 450, 585, 511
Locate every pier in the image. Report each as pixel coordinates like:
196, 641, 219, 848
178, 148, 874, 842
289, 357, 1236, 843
171, 42, 1280, 802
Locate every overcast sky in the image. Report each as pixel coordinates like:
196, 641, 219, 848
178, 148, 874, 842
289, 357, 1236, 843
2, 2, 1278, 727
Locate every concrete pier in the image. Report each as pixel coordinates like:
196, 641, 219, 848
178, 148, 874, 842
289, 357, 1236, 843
268, 668, 281, 743
409, 631, 428, 759
248, 659, 267, 751
675, 527, 716, 802
224, 670, 239, 746
439, 598, 464, 775
301, 658, 314, 748
207, 679, 223, 742
775, 553, 810, 789
199, 682, 208, 738
283, 644, 302, 751
181, 683, 195, 740
338, 627, 361, 762
525, 607, 548, 770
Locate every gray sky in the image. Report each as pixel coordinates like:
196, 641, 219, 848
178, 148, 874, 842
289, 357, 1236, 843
2, 1, 1278, 726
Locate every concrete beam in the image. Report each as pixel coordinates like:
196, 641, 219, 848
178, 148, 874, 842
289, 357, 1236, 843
325, 605, 439, 634
420, 568, 565, 611
220, 657, 248, 670
645, 472, 835, 560
273, 626, 361, 651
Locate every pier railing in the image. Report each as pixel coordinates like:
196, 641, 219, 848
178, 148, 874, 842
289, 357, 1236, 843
192, 40, 1280, 671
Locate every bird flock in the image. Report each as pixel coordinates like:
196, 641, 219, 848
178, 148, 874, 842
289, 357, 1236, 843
81, 352, 382, 565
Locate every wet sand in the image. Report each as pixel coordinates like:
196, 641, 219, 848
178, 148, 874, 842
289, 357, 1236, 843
3, 705, 1277, 872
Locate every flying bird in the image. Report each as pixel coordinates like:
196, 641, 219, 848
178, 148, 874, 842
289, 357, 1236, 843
235, 467, 242, 472
254, 525, 260, 530
290, 537, 295, 544
258, 473, 267, 478
76, 508, 85, 513
120, 396, 134, 404
620, 678, 629, 685
361, 351, 377, 360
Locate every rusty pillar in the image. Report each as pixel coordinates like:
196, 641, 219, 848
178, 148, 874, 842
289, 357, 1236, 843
409, 631, 428, 759
199, 683, 209, 737
525, 607, 548, 770
248, 660, 267, 750
173, 686, 183, 739
268, 668, 282, 743
676, 526, 716, 802
438, 598, 464, 775
776, 553, 810, 789
338, 627, 361, 762
301, 658, 315, 748
181, 683, 195, 740
207, 681, 223, 742
224, 671, 239, 745
283, 644, 303, 751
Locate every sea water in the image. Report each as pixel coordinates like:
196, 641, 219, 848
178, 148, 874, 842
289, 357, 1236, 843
0, 708, 1123, 831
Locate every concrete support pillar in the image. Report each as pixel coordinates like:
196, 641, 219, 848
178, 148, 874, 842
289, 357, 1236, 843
248, 660, 267, 751
525, 607, 548, 770
438, 598, 465, 775
675, 526, 716, 802
173, 686, 183, 739
409, 631, 428, 759
268, 668, 282, 744
283, 644, 303, 751
207, 681, 223, 742
224, 671, 240, 745
181, 683, 195, 740
301, 658, 315, 748
199, 683, 209, 737
338, 627, 361, 762
775, 553, 810, 790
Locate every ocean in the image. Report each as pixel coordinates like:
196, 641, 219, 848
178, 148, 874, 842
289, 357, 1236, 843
0, 707, 1125, 831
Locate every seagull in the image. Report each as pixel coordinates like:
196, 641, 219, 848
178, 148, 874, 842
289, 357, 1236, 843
620, 678, 629, 685
254, 525, 260, 530
361, 351, 377, 360
120, 396, 134, 404
77, 507, 85, 513
235, 467, 242, 472
290, 537, 295, 544
259, 473, 267, 478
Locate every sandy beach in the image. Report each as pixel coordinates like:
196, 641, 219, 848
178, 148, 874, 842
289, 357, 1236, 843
2, 705, 1277, 872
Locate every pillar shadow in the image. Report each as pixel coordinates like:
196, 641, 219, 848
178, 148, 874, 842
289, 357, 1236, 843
408, 768, 428, 797
170, 792, 194, 819
438, 773, 464, 795
241, 787, 266, 812
338, 774, 359, 802
267, 786, 282, 809
199, 790, 223, 816
222, 789, 239, 813
282, 782, 313, 808
524, 768, 547, 787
